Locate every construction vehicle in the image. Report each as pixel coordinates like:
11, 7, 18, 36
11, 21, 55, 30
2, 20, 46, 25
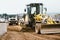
8, 15, 18, 25
24, 3, 60, 34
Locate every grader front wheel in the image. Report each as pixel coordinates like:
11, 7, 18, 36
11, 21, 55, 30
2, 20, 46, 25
35, 23, 41, 34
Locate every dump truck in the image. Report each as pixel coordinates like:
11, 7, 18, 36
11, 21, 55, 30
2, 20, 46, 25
23, 3, 60, 34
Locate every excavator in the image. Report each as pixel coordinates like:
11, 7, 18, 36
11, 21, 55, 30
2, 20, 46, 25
23, 3, 60, 34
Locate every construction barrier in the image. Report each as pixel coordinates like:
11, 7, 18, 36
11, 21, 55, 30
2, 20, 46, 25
0, 22, 8, 36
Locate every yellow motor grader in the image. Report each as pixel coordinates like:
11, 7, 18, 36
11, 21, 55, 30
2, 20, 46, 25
24, 3, 60, 34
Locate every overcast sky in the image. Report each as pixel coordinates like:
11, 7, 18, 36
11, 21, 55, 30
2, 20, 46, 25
0, 0, 60, 14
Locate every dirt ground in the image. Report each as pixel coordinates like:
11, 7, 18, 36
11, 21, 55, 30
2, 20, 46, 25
0, 25, 60, 40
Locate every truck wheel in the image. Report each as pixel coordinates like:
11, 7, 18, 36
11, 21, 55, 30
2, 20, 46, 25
35, 23, 40, 34
35, 26, 40, 34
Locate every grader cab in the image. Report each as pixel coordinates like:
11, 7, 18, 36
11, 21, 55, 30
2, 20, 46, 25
24, 3, 60, 34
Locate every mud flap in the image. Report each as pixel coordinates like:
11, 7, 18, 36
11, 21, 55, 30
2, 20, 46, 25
40, 24, 60, 34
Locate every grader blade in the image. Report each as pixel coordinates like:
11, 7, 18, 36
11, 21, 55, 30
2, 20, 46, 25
41, 24, 60, 34
35, 23, 60, 34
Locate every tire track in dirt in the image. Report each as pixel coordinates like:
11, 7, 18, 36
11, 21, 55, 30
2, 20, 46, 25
23, 32, 60, 40
0, 31, 26, 40
24, 33, 45, 40
43, 35, 60, 40
23, 32, 53, 40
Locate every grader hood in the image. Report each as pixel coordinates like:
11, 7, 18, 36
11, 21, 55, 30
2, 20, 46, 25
35, 23, 60, 34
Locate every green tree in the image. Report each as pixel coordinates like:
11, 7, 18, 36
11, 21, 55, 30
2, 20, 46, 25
3, 13, 8, 19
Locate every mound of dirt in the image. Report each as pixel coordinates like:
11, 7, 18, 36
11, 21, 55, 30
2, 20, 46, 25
8, 25, 22, 32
